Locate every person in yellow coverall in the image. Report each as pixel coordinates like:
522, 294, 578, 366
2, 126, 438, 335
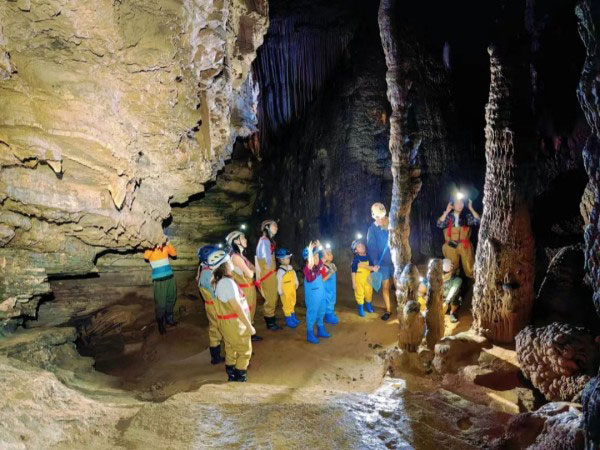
208, 249, 256, 382
196, 245, 224, 365
350, 239, 379, 318
226, 230, 263, 342
436, 194, 481, 279
255, 219, 282, 331
144, 240, 177, 335
275, 248, 300, 328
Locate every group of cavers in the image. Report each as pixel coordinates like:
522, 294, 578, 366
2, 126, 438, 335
144, 196, 480, 383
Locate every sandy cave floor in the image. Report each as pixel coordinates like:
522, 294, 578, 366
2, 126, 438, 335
55, 281, 520, 449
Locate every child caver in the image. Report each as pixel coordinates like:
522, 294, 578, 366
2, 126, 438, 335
276, 248, 300, 328
351, 239, 379, 317
196, 245, 224, 365
303, 240, 331, 344
321, 246, 339, 325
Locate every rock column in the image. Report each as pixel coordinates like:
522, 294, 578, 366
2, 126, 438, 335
471, 45, 535, 344
425, 259, 444, 351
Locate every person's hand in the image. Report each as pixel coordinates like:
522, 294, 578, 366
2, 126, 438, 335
314, 240, 321, 248
373, 265, 380, 272
250, 326, 256, 335
445, 202, 453, 214
308, 241, 315, 251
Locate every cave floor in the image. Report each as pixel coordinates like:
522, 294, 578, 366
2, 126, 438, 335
2, 283, 520, 449
73, 283, 513, 449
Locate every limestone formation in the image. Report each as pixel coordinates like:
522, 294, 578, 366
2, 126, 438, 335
378, 0, 422, 277
493, 402, 584, 450
433, 331, 491, 374
516, 323, 600, 402
396, 264, 424, 351
575, 2, 600, 446
582, 373, 600, 450
0, 0, 269, 328
472, 45, 536, 344
425, 258, 444, 351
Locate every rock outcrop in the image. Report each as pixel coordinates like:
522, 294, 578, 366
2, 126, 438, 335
472, 45, 536, 344
0, 0, 268, 328
425, 258, 444, 351
516, 323, 600, 402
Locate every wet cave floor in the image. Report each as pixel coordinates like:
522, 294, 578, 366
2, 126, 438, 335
81, 281, 523, 449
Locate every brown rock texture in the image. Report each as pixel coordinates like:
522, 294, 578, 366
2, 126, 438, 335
516, 323, 600, 402
396, 263, 424, 352
378, 0, 422, 276
472, 45, 536, 344
425, 258, 444, 351
0, 0, 268, 329
493, 402, 584, 450
575, 2, 600, 447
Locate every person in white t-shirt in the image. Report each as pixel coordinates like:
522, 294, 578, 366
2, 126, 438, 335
208, 249, 256, 382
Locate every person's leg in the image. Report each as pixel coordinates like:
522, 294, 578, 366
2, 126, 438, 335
305, 289, 319, 343
459, 245, 475, 280
153, 280, 167, 334
220, 324, 237, 381
233, 331, 252, 382
164, 277, 177, 326
316, 289, 330, 337
355, 280, 365, 317
261, 275, 281, 330
442, 244, 460, 276
447, 277, 463, 322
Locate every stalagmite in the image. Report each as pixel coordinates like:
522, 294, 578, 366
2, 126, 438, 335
575, 1, 600, 447
425, 258, 444, 351
472, 45, 535, 344
377, 0, 422, 278
396, 264, 424, 352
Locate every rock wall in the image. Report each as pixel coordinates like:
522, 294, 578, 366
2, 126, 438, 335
0, 0, 268, 330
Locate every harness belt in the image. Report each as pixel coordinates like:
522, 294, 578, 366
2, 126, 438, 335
447, 217, 470, 250
257, 270, 276, 284
217, 306, 251, 320
205, 300, 214, 305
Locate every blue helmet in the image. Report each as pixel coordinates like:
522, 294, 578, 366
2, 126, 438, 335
197, 245, 218, 264
303, 246, 321, 260
275, 248, 292, 260
351, 239, 365, 253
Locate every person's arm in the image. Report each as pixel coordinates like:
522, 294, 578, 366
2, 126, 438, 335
366, 226, 376, 263
230, 298, 255, 334
143, 249, 152, 260
437, 203, 454, 228
306, 242, 315, 270
256, 238, 272, 269
294, 271, 299, 289
166, 243, 177, 257
351, 272, 356, 290
277, 269, 284, 295
467, 200, 481, 224
233, 253, 254, 278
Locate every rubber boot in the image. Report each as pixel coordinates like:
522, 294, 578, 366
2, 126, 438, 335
317, 325, 331, 338
357, 304, 365, 317
284, 316, 297, 328
291, 313, 301, 326
226, 365, 236, 382
324, 312, 339, 325
306, 329, 319, 344
265, 316, 282, 331
209, 346, 224, 365
251, 334, 263, 342
156, 315, 167, 335
165, 312, 178, 327
364, 302, 374, 313
234, 369, 247, 382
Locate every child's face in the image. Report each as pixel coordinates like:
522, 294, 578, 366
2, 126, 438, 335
281, 256, 291, 265
324, 250, 333, 263
418, 283, 427, 295
356, 243, 366, 255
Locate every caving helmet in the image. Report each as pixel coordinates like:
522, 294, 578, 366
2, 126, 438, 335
197, 245, 218, 264
351, 239, 365, 253
225, 230, 244, 246
275, 248, 292, 260
206, 249, 230, 269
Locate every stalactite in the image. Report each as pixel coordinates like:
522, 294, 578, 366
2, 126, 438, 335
253, 16, 354, 146
471, 45, 536, 344
396, 264, 425, 352
425, 258, 444, 351
378, 0, 422, 352
575, 1, 600, 448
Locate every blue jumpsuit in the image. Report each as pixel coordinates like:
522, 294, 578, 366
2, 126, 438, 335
304, 269, 326, 332
324, 271, 337, 315
367, 223, 393, 280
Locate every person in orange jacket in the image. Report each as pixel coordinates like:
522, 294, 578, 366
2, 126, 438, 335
144, 239, 177, 335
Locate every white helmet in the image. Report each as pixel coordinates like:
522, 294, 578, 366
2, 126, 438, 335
371, 202, 387, 219
226, 230, 244, 246
207, 250, 230, 269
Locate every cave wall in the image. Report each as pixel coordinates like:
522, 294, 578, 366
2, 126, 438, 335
0, 0, 268, 331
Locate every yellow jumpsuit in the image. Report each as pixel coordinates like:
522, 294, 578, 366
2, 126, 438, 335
442, 221, 475, 279
257, 253, 279, 318
354, 260, 373, 305
277, 266, 298, 317
197, 267, 222, 347
232, 268, 257, 323
214, 279, 252, 370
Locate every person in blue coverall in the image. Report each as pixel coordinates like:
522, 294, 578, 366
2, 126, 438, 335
303, 240, 331, 344
367, 202, 394, 321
